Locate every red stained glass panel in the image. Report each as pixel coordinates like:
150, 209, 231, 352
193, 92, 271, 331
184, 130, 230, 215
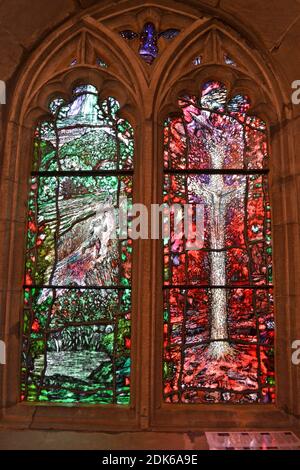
163, 81, 274, 404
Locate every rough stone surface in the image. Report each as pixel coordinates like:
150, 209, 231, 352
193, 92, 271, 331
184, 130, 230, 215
0, 430, 209, 450
78, 0, 103, 8
272, 16, 300, 83
220, 0, 300, 50
0, 28, 23, 81
0, 428, 299, 450
0, 0, 76, 50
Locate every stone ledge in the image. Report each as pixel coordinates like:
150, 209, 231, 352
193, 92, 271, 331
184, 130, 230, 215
0, 429, 208, 450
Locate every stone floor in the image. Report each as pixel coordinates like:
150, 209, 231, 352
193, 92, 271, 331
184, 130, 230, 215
0, 430, 209, 450
0, 428, 300, 450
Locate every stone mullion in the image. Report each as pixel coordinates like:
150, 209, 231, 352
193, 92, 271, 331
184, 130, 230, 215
132, 117, 154, 429
0, 122, 33, 420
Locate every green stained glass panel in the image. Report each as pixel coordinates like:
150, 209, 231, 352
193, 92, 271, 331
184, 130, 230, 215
22, 85, 134, 405
22, 288, 131, 404
33, 89, 134, 172
25, 175, 132, 287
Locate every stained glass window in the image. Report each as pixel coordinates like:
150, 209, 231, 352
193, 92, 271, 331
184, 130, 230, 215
120, 23, 180, 64
224, 54, 236, 66
163, 81, 274, 404
192, 56, 202, 66
21, 84, 134, 404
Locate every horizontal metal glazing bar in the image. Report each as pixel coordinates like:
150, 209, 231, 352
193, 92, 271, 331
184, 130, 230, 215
31, 170, 134, 177
164, 168, 269, 175
163, 284, 273, 290
23, 284, 131, 290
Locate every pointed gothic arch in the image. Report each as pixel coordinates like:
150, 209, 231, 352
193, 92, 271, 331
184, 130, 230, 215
0, 0, 299, 432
